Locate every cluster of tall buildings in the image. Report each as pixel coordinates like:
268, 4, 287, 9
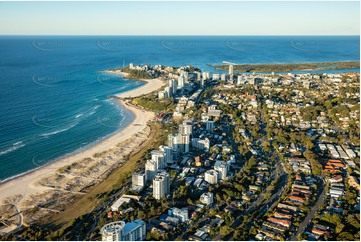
159, 78, 177, 99
159, 70, 190, 99
132, 144, 173, 197
133, 167, 171, 200
158, 69, 213, 100
210, 65, 234, 84
156, 64, 239, 100
100, 220, 146, 241
132, 119, 195, 200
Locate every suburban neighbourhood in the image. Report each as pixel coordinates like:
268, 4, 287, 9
94, 63, 360, 241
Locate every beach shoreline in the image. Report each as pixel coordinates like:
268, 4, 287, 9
0, 73, 164, 209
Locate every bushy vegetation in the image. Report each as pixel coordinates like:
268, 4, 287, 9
133, 96, 174, 112
211, 61, 360, 73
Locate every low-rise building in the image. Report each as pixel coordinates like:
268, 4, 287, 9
200, 192, 214, 206
168, 207, 189, 222
204, 169, 218, 184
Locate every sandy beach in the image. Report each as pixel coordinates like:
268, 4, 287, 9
0, 73, 164, 231
102, 70, 164, 99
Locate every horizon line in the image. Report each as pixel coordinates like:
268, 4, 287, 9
0, 34, 360, 37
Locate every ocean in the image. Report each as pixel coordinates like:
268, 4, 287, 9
0, 35, 359, 181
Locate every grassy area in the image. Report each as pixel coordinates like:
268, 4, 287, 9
210, 61, 360, 73
47, 122, 163, 230
133, 96, 174, 112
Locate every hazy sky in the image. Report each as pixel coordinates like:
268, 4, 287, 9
0, 1, 359, 35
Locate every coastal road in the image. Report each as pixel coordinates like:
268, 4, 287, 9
290, 178, 327, 241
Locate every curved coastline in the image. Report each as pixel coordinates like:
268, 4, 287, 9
0, 102, 132, 185
0, 73, 164, 206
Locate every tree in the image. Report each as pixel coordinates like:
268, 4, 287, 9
220, 225, 233, 235
261, 140, 271, 152
208, 209, 217, 217
337, 232, 354, 241
303, 150, 321, 175
138, 210, 145, 220
346, 214, 360, 230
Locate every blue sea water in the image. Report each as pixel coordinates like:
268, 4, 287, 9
0, 36, 359, 181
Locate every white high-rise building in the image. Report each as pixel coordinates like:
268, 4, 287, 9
237, 75, 243, 85
164, 87, 171, 98
178, 134, 190, 154
229, 74, 234, 83
206, 120, 214, 131
194, 71, 201, 81
177, 71, 187, 89
153, 171, 170, 200
202, 72, 210, 81
101, 221, 125, 241
214, 160, 229, 180
151, 150, 166, 169
158, 91, 165, 99
145, 160, 157, 182
168, 133, 179, 152
183, 71, 189, 83
168, 207, 189, 222
100, 220, 146, 241
172, 79, 178, 94
132, 172, 146, 190
160, 145, 174, 164
200, 192, 214, 206
229, 65, 234, 75
179, 124, 192, 136
168, 79, 174, 96
212, 73, 220, 80
192, 138, 210, 151
179, 120, 193, 136
204, 169, 218, 184
221, 73, 227, 81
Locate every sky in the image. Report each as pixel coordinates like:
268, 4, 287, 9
0, 1, 359, 35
